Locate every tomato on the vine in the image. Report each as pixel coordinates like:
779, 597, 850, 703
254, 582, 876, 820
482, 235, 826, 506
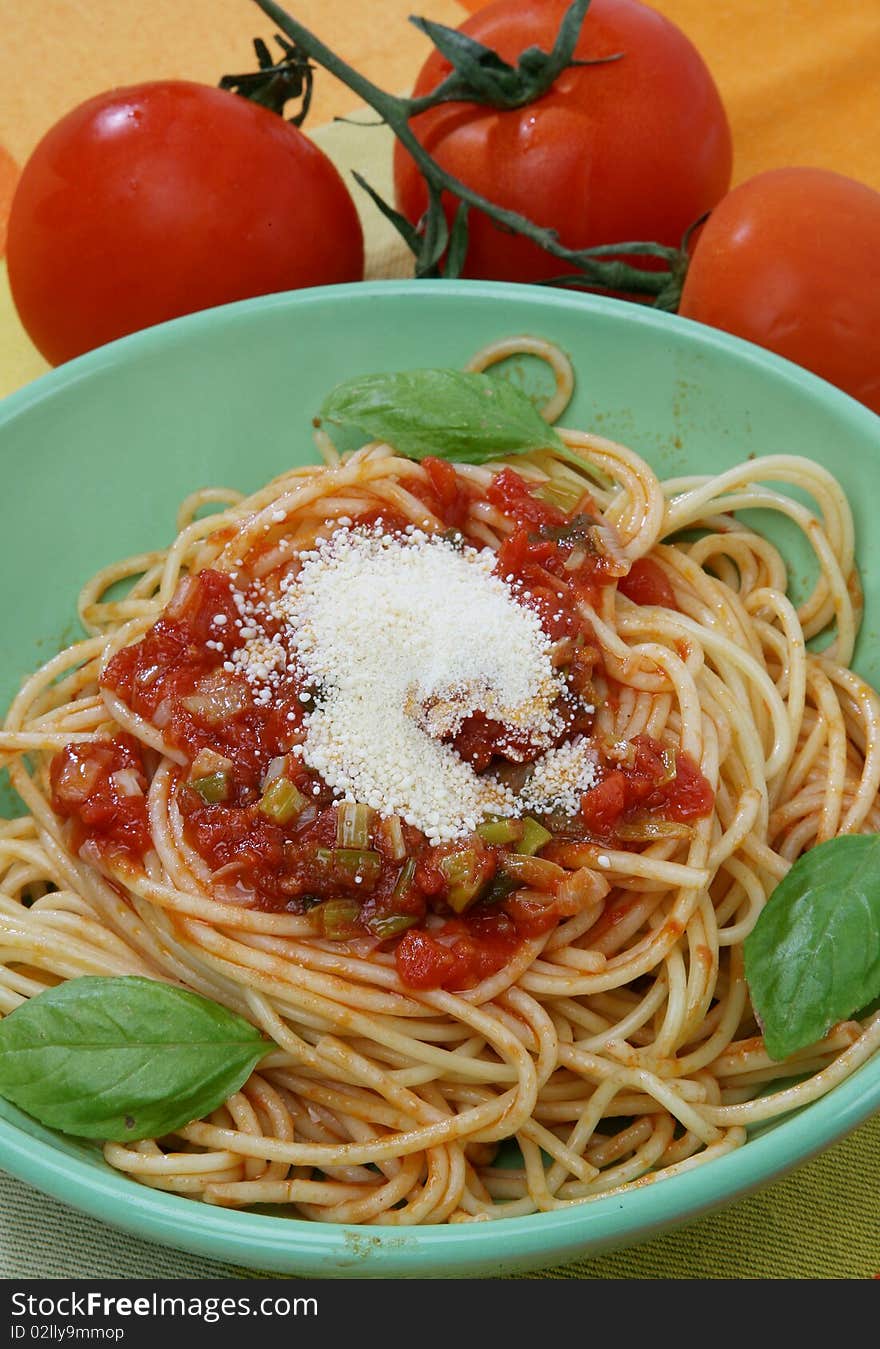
680, 167, 880, 416
393, 0, 732, 284
7, 81, 364, 365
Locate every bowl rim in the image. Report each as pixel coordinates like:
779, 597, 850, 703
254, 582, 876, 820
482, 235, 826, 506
1, 278, 878, 1276
2, 277, 878, 435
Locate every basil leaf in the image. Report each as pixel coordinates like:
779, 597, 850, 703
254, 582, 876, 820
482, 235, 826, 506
0, 976, 266, 1140
318, 368, 566, 464
744, 835, 880, 1060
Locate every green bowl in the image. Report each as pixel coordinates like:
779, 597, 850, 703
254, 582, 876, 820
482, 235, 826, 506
1, 280, 878, 1277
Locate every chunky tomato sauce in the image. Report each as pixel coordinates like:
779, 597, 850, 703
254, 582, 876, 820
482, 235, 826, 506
409, 456, 475, 534
396, 917, 520, 991
49, 469, 714, 991
618, 557, 678, 610
577, 734, 713, 835
50, 734, 150, 869
101, 569, 307, 785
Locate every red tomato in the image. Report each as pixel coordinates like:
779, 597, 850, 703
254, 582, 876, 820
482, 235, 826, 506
579, 736, 714, 836
487, 466, 565, 529
661, 751, 714, 822
50, 735, 150, 866
395, 920, 518, 991
393, 0, 731, 283
618, 558, 677, 608
679, 168, 880, 415
7, 82, 364, 365
579, 772, 628, 834
413, 456, 474, 530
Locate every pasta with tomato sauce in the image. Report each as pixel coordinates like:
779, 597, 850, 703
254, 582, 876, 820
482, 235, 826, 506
1, 336, 879, 1224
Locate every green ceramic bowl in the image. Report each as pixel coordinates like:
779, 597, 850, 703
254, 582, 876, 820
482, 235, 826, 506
1, 281, 878, 1278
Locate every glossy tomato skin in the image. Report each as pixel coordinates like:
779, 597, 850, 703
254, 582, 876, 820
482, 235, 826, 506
679, 168, 880, 415
7, 82, 364, 364
393, 0, 732, 283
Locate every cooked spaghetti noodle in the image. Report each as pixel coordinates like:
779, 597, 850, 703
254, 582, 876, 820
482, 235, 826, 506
2, 337, 879, 1224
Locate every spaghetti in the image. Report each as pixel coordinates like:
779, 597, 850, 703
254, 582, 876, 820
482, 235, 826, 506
1, 337, 879, 1224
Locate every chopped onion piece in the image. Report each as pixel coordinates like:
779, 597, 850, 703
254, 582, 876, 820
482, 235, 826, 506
152, 697, 174, 728
55, 755, 103, 805
556, 866, 607, 914
657, 747, 678, 787
591, 525, 629, 576
262, 755, 288, 788
190, 748, 234, 779
182, 671, 249, 723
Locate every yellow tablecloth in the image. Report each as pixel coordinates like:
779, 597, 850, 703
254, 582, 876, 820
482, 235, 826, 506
0, 0, 878, 1280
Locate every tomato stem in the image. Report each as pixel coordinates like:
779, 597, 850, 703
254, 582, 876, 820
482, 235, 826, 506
246, 0, 688, 301
405, 3, 622, 115
220, 35, 314, 126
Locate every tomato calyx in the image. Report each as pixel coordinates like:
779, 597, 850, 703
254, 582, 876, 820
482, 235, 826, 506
248, 0, 687, 299
220, 34, 314, 126
408, 3, 622, 115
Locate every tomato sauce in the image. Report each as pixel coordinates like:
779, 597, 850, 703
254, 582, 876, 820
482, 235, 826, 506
578, 734, 713, 837
489, 471, 630, 639
395, 916, 520, 991
618, 557, 677, 610
102, 569, 307, 787
408, 456, 475, 534
47, 471, 714, 992
50, 734, 150, 869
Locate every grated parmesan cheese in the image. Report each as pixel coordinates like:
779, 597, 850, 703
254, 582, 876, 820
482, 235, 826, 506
273, 525, 568, 842
520, 737, 599, 818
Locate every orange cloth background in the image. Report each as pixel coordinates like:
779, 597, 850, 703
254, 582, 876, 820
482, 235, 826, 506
0, 0, 878, 1282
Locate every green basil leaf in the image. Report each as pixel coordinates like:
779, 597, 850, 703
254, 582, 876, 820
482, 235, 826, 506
318, 368, 566, 464
744, 835, 880, 1060
0, 976, 266, 1140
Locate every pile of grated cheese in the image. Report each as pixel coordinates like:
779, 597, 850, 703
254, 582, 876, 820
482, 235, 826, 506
279, 524, 565, 842
519, 737, 598, 818
229, 522, 599, 843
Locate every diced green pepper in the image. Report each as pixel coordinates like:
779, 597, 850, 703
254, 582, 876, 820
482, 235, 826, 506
259, 776, 308, 824
190, 771, 230, 804
316, 847, 383, 889
392, 856, 417, 899
368, 912, 419, 940
516, 817, 552, 856
477, 817, 522, 847
482, 872, 517, 906
336, 801, 373, 849
311, 898, 361, 940
438, 846, 492, 914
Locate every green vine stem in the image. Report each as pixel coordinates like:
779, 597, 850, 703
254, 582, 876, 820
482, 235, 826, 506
243, 0, 689, 308
220, 35, 314, 125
